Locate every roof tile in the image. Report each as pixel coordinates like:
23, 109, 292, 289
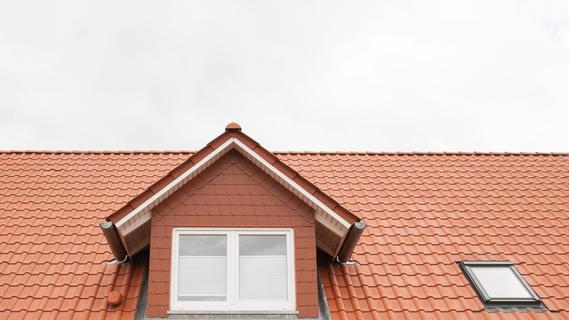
301, 153, 569, 319
0, 152, 187, 319
2, 151, 568, 319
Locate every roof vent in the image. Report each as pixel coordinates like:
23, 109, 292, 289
225, 122, 242, 131
107, 291, 123, 306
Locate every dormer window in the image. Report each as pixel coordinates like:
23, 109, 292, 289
170, 228, 296, 313
103, 125, 362, 318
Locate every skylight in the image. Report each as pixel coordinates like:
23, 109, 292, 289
459, 261, 544, 309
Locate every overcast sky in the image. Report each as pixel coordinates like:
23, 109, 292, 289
1, 1, 568, 152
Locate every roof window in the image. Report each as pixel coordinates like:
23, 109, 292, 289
459, 261, 544, 309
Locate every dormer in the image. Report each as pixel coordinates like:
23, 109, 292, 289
100, 123, 365, 318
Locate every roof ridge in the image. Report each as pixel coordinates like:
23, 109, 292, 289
0, 150, 194, 154
0, 150, 568, 156
274, 151, 569, 156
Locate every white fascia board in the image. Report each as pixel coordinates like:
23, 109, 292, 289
233, 139, 351, 228
115, 138, 234, 228
115, 137, 352, 230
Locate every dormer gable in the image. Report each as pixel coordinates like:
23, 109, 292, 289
102, 123, 364, 262
149, 149, 317, 316
99, 123, 365, 318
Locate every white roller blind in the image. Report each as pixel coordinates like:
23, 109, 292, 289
239, 255, 288, 299
238, 235, 288, 301
178, 256, 227, 300
177, 234, 227, 301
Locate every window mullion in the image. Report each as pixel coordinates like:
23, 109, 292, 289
228, 231, 238, 307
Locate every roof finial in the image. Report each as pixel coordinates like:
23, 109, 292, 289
225, 122, 242, 132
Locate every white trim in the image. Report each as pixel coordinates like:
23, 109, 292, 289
167, 310, 299, 315
115, 138, 234, 228
170, 228, 296, 313
233, 139, 351, 228
116, 137, 352, 230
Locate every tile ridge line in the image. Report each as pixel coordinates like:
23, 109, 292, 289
1, 150, 568, 156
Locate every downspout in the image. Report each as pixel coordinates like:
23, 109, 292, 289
337, 221, 366, 263
100, 221, 128, 262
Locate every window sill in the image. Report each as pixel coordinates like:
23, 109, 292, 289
168, 310, 299, 315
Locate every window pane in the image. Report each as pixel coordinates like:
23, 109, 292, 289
471, 267, 533, 299
239, 235, 288, 300
178, 235, 227, 301
179, 234, 226, 256
239, 235, 287, 255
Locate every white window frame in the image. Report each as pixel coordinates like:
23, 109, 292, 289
170, 228, 296, 313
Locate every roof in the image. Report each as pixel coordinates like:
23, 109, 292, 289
290, 152, 569, 320
1, 151, 568, 319
0, 152, 188, 320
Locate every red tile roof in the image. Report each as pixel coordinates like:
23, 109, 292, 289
278, 152, 569, 320
0, 152, 189, 320
1, 151, 568, 319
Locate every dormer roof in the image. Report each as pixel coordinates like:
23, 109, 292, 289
104, 123, 361, 259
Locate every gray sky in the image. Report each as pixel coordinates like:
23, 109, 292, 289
1, 1, 568, 152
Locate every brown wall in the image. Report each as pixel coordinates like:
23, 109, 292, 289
147, 150, 319, 318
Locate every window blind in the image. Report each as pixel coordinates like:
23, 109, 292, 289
239, 255, 288, 299
178, 256, 227, 301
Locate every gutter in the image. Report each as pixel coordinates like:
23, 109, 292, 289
100, 221, 128, 262
337, 221, 366, 263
